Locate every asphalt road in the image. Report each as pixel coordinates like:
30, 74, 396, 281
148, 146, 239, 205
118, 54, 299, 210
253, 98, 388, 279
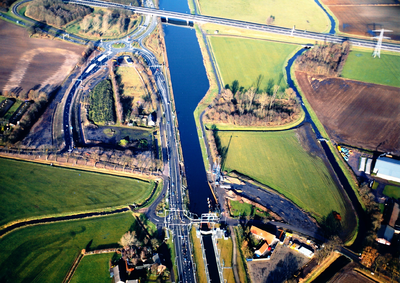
53, 2, 197, 281
68, 0, 400, 53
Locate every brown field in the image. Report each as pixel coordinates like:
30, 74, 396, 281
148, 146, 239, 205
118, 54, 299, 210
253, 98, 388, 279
0, 20, 84, 96
296, 71, 400, 154
321, 0, 400, 40
330, 263, 376, 283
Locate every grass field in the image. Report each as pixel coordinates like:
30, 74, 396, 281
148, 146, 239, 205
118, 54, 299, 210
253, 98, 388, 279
383, 185, 400, 199
229, 200, 253, 217
219, 130, 348, 222
0, 158, 152, 228
116, 66, 146, 97
341, 50, 400, 88
198, 0, 330, 32
217, 237, 234, 281
70, 253, 112, 283
210, 37, 297, 90
0, 212, 134, 283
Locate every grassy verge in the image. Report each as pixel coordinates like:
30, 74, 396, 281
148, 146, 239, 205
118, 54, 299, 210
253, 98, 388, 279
383, 185, 400, 199
166, 236, 178, 282
0, 212, 134, 283
0, 157, 152, 229
202, 23, 322, 45
190, 226, 207, 283
193, 24, 220, 171
234, 227, 249, 283
372, 181, 379, 190
70, 253, 112, 283
341, 50, 400, 88
219, 130, 349, 223
303, 252, 341, 283
197, 0, 330, 33
112, 42, 126, 48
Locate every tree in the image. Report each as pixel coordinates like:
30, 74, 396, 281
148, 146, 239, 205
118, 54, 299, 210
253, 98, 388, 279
361, 246, 379, 268
118, 231, 138, 249
315, 236, 342, 264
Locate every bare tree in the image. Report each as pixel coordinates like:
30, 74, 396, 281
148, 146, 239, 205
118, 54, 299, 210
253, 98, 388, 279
118, 231, 138, 249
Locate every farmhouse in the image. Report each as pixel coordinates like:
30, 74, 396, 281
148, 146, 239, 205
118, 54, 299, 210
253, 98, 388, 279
250, 226, 276, 245
373, 157, 400, 182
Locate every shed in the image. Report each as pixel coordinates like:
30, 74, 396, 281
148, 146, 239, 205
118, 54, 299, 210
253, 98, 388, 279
358, 157, 366, 172
113, 265, 123, 283
373, 157, 400, 183
365, 158, 373, 174
298, 246, 314, 258
255, 242, 269, 256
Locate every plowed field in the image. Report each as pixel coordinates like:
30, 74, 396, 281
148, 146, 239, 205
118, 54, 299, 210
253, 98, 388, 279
0, 20, 84, 96
296, 71, 400, 154
321, 0, 400, 41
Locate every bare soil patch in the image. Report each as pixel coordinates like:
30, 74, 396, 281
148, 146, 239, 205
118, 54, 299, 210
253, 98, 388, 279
296, 71, 400, 154
248, 244, 310, 283
0, 20, 84, 96
320, 0, 400, 40
330, 262, 377, 283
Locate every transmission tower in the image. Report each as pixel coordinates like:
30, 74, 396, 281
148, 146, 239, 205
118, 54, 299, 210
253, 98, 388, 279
372, 29, 392, 58
290, 25, 295, 37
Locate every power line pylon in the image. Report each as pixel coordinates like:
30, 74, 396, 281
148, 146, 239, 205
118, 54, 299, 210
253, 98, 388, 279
372, 29, 392, 58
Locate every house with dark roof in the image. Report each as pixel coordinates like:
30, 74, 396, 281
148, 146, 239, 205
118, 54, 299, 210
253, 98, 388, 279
376, 199, 400, 245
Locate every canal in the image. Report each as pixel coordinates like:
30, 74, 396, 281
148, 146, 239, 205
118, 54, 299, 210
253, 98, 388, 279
159, 0, 221, 281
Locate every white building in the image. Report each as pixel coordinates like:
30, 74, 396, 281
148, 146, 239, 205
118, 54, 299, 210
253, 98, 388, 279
373, 157, 400, 183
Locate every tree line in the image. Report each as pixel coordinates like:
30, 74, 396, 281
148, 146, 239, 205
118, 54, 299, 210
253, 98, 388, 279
295, 41, 351, 76
79, 9, 138, 37
26, 0, 92, 28
205, 77, 301, 127
88, 79, 116, 124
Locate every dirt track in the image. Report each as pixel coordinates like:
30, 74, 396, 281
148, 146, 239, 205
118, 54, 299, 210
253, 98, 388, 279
0, 20, 84, 95
296, 71, 400, 154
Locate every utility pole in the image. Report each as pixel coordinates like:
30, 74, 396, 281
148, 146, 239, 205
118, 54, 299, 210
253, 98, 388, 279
372, 29, 392, 58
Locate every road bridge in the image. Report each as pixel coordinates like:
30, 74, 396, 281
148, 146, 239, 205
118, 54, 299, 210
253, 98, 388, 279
67, 0, 400, 53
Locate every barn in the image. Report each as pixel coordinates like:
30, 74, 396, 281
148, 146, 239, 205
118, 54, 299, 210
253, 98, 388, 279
373, 157, 400, 183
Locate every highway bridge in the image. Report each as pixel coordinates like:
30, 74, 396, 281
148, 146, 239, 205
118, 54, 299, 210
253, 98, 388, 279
68, 0, 400, 53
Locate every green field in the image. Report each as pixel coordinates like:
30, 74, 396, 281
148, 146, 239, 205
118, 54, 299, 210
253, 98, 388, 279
198, 0, 330, 32
229, 200, 253, 217
70, 253, 112, 283
341, 50, 400, 88
0, 213, 134, 283
210, 37, 297, 90
0, 158, 152, 228
219, 130, 348, 222
383, 185, 400, 199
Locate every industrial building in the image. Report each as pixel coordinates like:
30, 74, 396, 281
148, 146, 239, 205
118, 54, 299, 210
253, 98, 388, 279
373, 157, 400, 182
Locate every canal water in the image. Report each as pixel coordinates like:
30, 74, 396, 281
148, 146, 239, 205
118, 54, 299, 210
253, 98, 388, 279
159, 0, 221, 281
